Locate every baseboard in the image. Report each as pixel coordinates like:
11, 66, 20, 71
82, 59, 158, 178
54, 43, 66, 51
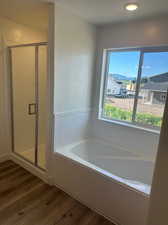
0, 154, 10, 163
10, 153, 50, 184
47, 175, 55, 186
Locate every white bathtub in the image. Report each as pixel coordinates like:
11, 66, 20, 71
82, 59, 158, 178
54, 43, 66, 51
53, 139, 152, 225
57, 139, 154, 194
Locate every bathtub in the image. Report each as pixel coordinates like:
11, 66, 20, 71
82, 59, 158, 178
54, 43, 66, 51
52, 139, 152, 225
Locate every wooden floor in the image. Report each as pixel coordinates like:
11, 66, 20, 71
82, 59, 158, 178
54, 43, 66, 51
0, 160, 115, 225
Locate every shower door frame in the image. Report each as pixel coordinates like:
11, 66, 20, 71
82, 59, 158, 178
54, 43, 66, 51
9, 42, 48, 170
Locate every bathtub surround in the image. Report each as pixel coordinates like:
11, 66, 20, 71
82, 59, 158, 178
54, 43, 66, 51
54, 110, 92, 149
53, 4, 96, 150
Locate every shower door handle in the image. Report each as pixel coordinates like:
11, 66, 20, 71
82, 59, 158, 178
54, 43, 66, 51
28, 103, 37, 115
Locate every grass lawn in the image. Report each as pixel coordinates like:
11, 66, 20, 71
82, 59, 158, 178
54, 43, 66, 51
104, 104, 162, 127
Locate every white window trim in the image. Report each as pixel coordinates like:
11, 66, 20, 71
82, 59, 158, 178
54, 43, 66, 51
98, 46, 168, 134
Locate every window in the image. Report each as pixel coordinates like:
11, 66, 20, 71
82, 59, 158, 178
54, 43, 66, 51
160, 94, 166, 101
100, 48, 168, 130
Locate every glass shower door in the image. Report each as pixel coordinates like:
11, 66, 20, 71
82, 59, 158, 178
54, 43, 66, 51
11, 46, 36, 164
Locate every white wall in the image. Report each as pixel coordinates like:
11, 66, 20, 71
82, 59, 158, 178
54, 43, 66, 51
92, 15, 168, 159
0, 16, 47, 160
0, 17, 47, 45
147, 94, 168, 225
53, 5, 96, 149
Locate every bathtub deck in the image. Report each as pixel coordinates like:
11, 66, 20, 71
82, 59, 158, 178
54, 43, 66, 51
0, 160, 114, 225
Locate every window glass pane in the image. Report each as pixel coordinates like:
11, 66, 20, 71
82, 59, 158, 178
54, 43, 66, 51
136, 52, 168, 127
102, 51, 140, 122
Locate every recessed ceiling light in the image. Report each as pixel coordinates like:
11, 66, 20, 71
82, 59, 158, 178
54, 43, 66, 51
125, 3, 139, 11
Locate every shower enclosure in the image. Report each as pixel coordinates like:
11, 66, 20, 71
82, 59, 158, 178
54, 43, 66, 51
9, 42, 47, 170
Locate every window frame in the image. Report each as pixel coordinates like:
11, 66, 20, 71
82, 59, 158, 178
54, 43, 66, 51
99, 46, 168, 133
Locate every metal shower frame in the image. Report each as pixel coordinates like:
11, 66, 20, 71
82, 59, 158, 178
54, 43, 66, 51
9, 42, 48, 170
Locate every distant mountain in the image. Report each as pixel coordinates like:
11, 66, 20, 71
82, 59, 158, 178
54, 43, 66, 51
109, 73, 136, 81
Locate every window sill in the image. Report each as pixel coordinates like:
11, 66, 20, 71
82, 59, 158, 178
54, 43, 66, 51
98, 117, 160, 135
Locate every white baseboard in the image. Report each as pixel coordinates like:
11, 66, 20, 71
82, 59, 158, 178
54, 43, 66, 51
0, 154, 10, 163
10, 153, 50, 184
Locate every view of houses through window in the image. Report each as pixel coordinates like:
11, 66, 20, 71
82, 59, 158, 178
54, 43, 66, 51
102, 49, 168, 129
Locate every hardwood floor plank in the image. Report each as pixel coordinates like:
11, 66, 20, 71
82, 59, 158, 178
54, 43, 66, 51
0, 165, 23, 179
0, 161, 115, 225
0, 176, 42, 211
54, 203, 89, 225
10, 191, 63, 225
0, 183, 48, 223
37, 194, 77, 225
15, 192, 75, 225
72, 210, 99, 225
0, 170, 34, 193
0, 163, 20, 174
1, 185, 57, 225
0, 161, 15, 169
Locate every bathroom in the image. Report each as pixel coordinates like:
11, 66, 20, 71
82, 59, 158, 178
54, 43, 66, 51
0, 0, 168, 225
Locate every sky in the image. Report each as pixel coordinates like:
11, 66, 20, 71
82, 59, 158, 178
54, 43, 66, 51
109, 51, 168, 78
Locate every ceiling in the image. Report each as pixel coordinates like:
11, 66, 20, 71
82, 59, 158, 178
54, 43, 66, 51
0, 0, 168, 30
54, 0, 168, 25
0, 0, 49, 31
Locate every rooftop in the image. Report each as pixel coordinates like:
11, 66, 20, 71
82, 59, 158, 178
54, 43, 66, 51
142, 73, 168, 92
